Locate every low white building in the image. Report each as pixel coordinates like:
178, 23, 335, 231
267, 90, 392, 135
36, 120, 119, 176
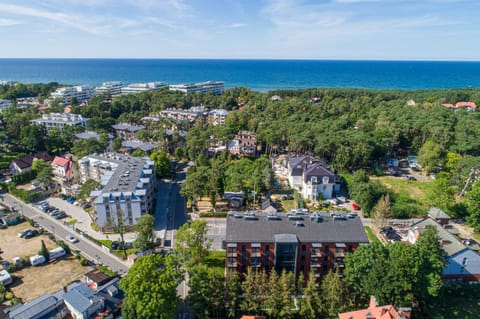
169, 81, 224, 95
0, 269, 13, 286
31, 113, 87, 132
286, 156, 339, 201
78, 153, 155, 228
208, 109, 229, 126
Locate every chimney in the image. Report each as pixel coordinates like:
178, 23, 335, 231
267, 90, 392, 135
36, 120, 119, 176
63, 286, 67, 293
368, 296, 377, 309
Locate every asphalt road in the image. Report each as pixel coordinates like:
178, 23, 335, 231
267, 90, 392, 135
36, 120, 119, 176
2, 193, 130, 274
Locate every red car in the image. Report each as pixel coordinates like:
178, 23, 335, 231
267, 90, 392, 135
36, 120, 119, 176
352, 203, 360, 211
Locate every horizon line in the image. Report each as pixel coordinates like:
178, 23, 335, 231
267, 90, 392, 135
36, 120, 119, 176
1, 57, 480, 62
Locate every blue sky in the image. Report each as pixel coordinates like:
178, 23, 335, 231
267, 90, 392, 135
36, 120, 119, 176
0, 0, 479, 60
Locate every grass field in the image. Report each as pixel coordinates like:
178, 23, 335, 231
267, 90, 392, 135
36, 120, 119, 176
364, 226, 381, 244
375, 176, 431, 203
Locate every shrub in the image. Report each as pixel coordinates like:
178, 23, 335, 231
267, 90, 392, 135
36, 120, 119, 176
4, 292, 13, 300
79, 257, 88, 266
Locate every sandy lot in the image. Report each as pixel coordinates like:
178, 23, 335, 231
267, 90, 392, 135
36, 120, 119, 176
0, 222, 92, 302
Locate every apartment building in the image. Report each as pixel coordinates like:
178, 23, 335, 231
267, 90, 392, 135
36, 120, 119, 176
94, 81, 124, 96
207, 109, 229, 126
78, 153, 155, 228
169, 81, 224, 95
225, 211, 369, 280
227, 131, 257, 156
112, 123, 146, 140
159, 105, 206, 122
30, 113, 88, 132
50, 85, 94, 104
121, 82, 167, 95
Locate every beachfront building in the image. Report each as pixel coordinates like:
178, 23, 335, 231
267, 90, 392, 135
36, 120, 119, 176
112, 123, 146, 140
227, 131, 257, 157
78, 153, 155, 228
0, 98, 13, 112
94, 81, 123, 96
31, 113, 87, 132
207, 109, 229, 126
169, 81, 224, 95
16, 97, 40, 109
225, 211, 369, 280
50, 85, 94, 104
286, 156, 339, 201
121, 82, 167, 95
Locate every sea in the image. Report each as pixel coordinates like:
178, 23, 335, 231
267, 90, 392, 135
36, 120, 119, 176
1, 59, 480, 92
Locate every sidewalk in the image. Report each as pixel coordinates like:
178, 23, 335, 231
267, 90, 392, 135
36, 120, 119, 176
45, 197, 138, 242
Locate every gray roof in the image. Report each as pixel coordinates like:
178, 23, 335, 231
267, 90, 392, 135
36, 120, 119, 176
112, 123, 145, 132
428, 207, 451, 220
287, 156, 334, 178
226, 212, 369, 244
63, 283, 99, 314
303, 164, 335, 183
8, 295, 59, 319
410, 218, 466, 256
75, 131, 100, 140
122, 140, 158, 152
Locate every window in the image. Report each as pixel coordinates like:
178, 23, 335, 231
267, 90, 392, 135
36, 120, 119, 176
241, 246, 247, 265
265, 245, 270, 267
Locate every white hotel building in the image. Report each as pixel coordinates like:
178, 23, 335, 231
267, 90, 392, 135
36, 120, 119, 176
30, 113, 88, 132
78, 153, 155, 228
95, 81, 124, 96
169, 81, 224, 95
121, 82, 167, 95
50, 85, 94, 104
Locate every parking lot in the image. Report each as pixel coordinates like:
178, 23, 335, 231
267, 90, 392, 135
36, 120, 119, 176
205, 218, 226, 251
0, 222, 91, 302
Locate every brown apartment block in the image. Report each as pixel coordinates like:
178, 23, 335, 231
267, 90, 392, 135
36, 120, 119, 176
225, 211, 369, 280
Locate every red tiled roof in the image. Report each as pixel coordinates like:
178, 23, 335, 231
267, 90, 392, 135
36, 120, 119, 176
338, 297, 411, 319
12, 152, 53, 170
52, 156, 70, 167
456, 101, 477, 109
442, 103, 454, 108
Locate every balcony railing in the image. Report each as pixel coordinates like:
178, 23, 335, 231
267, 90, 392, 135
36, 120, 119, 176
334, 251, 345, 258
311, 250, 323, 257
227, 262, 237, 268
251, 252, 261, 257
333, 262, 345, 269
227, 252, 237, 257
251, 263, 261, 268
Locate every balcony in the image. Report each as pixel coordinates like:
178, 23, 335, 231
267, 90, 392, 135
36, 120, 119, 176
227, 262, 237, 268
251, 263, 261, 268
310, 258, 322, 267
333, 262, 345, 269
251, 252, 261, 257
312, 271, 321, 277
227, 252, 237, 257
334, 251, 345, 258
311, 250, 323, 257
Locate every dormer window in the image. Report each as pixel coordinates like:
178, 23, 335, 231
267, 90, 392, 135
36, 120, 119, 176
311, 176, 317, 183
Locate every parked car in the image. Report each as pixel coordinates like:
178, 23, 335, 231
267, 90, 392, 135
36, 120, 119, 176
18, 229, 33, 238
352, 203, 360, 211
54, 212, 67, 219
23, 229, 39, 239
59, 194, 67, 200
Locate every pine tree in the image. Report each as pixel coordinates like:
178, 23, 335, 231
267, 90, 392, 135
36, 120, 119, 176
225, 270, 241, 318
320, 270, 352, 318
299, 272, 322, 319
39, 240, 49, 262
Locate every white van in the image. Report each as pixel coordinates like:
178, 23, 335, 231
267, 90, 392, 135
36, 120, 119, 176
48, 247, 66, 260
30, 255, 46, 266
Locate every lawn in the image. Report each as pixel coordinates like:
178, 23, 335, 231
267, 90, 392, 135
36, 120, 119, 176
364, 226, 381, 244
428, 284, 480, 319
375, 176, 431, 204
204, 251, 226, 276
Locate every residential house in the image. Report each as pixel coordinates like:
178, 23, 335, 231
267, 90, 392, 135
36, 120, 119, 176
112, 123, 146, 140
63, 283, 105, 319
84, 270, 112, 291
338, 296, 411, 319
30, 113, 88, 132
225, 211, 369, 280
51, 156, 74, 183
120, 140, 158, 155
6, 292, 68, 319
408, 217, 480, 282
0, 99, 12, 112
10, 152, 53, 176
227, 131, 257, 157
442, 102, 477, 111
74, 131, 101, 141
428, 207, 451, 226
286, 156, 339, 201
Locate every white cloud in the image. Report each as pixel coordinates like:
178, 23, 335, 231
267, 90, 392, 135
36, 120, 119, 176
226, 23, 248, 28
0, 3, 109, 35
0, 18, 22, 26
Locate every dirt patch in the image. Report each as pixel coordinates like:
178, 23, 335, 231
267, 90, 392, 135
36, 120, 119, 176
0, 222, 57, 261
0, 222, 93, 303
10, 256, 91, 302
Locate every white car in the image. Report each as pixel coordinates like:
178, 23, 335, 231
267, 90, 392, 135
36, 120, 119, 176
66, 235, 79, 243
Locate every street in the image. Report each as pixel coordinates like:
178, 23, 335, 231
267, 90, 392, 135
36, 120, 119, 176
2, 193, 130, 274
